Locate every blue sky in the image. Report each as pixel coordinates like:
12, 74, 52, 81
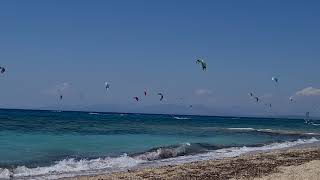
0, 0, 320, 116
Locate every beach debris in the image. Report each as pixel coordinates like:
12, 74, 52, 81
196, 59, 207, 71
105, 82, 110, 92
0, 66, 5, 74
158, 93, 164, 101
133, 97, 139, 102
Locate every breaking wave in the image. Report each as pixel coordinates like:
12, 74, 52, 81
0, 154, 144, 180
0, 138, 318, 179
151, 137, 319, 166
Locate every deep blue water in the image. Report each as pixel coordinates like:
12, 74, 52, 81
0, 109, 319, 179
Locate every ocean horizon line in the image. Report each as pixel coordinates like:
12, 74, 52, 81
0, 107, 317, 120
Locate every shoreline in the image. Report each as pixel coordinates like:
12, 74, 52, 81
1, 139, 318, 179
64, 143, 320, 180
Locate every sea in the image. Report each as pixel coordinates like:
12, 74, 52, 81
0, 109, 319, 179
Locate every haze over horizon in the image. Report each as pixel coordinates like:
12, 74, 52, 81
1, 0, 320, 116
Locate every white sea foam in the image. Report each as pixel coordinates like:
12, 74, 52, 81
231, 117, 241, 120
0, 138, 318, 179
88, 112, 100, 115
134, 143, 191, 161
0, 154, 144, 179
226, 127, 320, 136
311, 123, 320, 126
173, 117, 191, 120
227, 128, 255, 131
0, 169, 11, 179
152, 137, 319, 166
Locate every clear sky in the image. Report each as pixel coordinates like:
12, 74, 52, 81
0, 0, 320, 116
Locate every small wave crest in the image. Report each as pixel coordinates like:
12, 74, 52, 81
310, 122, 320, 126
133, 143, 207, 161
0, 154, 144, 179
227, 128, 256, 131
231, 117, 241, 120
88, 112, 100, 115
173, 117, 191, 120
226, 127, 320, 136
0, 138, 318, 179
154, 137, 319, 166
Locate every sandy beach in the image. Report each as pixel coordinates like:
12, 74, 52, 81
2, 1, 320, 179
64, 145, 320, 180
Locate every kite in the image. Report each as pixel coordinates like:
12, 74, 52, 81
0, 67, 5, 74
105, 82, 110, 91
158, 93, 164, 101
196, 59, 207, 71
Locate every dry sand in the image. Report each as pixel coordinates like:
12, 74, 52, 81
64, 148, 320, 180
255, 160, 320, 180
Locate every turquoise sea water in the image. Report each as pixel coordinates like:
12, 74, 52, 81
0, 109, 319, 179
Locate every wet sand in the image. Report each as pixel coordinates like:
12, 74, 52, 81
65, 146, 320, 180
